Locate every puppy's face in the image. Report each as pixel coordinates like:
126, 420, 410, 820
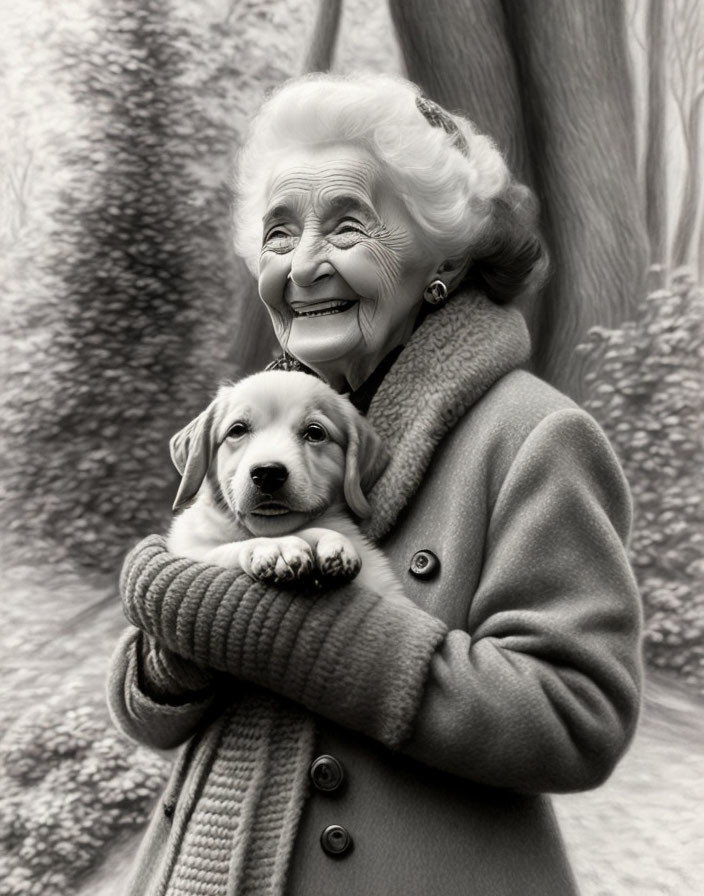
214, 376, 349, 536
170, 371, 388, 537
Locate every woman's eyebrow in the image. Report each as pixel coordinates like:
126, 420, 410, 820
262, 194, 380, 228
262, 202, 296, 228
324, 194, 379, 223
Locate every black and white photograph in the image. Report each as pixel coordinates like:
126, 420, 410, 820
1, 1, 702, 894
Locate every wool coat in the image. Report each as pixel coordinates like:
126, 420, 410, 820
108, 291, 643, 896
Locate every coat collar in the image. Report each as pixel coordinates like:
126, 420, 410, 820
362, 290, 531, 541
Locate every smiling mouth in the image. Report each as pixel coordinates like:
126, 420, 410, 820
291, 300, 356, 318
250, 502, 292, 517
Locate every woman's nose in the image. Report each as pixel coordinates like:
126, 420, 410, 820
289, 229, 334, 287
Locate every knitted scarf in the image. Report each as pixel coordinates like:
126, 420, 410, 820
120, 290, 530, 895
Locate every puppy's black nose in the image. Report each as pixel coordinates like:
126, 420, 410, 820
250, 463, 288, 493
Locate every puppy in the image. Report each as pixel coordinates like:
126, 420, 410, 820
167, 370, 403, 598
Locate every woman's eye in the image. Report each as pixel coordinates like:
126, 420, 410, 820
302, 422, 328, 443
335, 218, 365, 235
263, 228, 296, 251
226, 421, 249, 440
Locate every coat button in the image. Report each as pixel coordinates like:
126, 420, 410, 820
309, 754, 345, 792
409, 550, 440, 578
320, 824, 353, 857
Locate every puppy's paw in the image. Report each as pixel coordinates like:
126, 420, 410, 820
315, 533, 361, 580
273, 536, 315, 581
240, 537, 314, 583
241, 540, 279, 580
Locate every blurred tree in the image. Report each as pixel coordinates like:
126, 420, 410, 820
303, 0, 342, 72
388, 0, 649, 401
645, 0, 668, 274
1, 0, 294, 571
669, 0, 704, 271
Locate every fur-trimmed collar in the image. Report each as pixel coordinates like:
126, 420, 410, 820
362, 290, 531, 541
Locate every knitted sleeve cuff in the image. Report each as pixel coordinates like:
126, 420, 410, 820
120, 535, 449, 750
107, 627, 217, 751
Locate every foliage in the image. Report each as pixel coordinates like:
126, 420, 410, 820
0, 1, 312, 887
577, 271, 704, 693
0, 691, 167, 896
1, 0, 296, 572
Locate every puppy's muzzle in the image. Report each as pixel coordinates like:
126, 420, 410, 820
250, 463, 289, 494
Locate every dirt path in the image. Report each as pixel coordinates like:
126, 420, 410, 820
555, 674, 704, 895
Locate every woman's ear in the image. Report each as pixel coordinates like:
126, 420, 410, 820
434, 254, 473, 294
342, 407, 389, 519
169, 399, 224, 512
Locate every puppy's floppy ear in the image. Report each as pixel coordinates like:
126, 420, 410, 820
170, 398, 225, 512
342, 404, 389, 519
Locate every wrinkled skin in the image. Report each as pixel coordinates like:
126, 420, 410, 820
257, 143, 445, 391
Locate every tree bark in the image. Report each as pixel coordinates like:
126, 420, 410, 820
645, 0, 669, 268
671, 90, 703, 268
699, 195, 704, 280
302, 0, 342, 73
389, 0, 648, 401
388, 0, 531, 182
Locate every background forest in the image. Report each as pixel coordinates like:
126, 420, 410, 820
0, 1, 702, 894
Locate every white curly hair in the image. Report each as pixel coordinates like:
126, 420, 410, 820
234, 72, 545, 304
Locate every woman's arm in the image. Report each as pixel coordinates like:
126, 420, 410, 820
405, 409, 643, 792
119, 539, 448, 751
119, 409, 642, 791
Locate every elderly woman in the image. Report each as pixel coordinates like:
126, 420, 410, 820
109, 73, 642, 895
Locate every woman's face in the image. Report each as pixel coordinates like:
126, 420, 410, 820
257, 143, 440, 390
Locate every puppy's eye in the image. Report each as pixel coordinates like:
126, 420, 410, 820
226, 421, 249, 440
302, 422, 327, 443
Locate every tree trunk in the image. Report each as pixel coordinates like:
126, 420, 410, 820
388, 0, 532, 181
388, 0, 648, 401
671, 91, 704, 268
699, 195, 704, 280
645, 0, 669, 268
303, 0, 342, 73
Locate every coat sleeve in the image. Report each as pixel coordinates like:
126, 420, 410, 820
118, 538, 448, 751
404, 408, 643, 792
107, 626, 220, 750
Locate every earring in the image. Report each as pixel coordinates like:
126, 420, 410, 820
423, 279, 448, 306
